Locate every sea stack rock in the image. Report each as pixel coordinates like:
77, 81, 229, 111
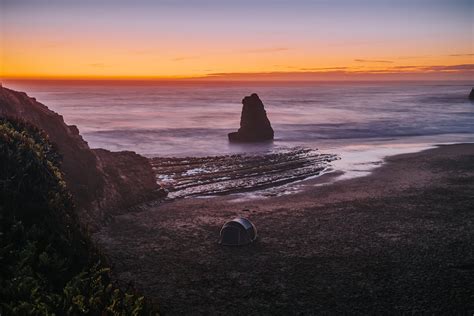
228, 93, 274, 142
469, 88, 474, 101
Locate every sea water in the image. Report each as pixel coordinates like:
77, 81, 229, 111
5, 80, 474, 178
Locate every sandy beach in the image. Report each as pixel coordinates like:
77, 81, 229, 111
3, 1, 473, 314
94, 143, 474, 314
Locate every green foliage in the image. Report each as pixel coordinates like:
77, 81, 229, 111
0, 118, 157, 315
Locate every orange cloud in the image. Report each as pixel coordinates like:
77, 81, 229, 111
202, 63, 474, 81
448, 53, 474, 57
354, 59, 393, 63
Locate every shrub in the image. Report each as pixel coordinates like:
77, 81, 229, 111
0, 118, 156, 315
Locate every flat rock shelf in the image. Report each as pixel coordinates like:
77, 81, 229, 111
150, 148, 338, 199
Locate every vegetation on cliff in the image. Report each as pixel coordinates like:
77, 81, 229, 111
0, 118, 156, 315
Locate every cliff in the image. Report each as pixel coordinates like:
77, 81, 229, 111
0, 86, 164, 228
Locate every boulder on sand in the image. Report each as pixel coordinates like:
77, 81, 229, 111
469, 88, 474, 101
228, 93, 274, 142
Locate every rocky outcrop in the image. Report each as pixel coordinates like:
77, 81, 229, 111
94, 149, 166, 211
469, 88, 474, 100
0, 86, 165, 228
150, 148, 338, 199
228, 93, 274, 142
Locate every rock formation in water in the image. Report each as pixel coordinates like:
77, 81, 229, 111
469, 88, 474, 100
228, 93, 274, 142
0, 86, 166, 228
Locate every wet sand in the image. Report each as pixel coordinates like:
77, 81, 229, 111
94, 143, 474, 314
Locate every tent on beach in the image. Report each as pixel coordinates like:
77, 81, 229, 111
219, 217, 257, 246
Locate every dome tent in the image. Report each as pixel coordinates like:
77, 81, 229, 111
219, 217, 257, 246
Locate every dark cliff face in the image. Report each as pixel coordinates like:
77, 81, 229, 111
228, 93, 274, 142
469, 88, 474, 100
0, 86, 163, 228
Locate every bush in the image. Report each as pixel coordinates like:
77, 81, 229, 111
0, 118, 157, 315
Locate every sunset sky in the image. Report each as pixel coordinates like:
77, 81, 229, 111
1, 0, 473, 80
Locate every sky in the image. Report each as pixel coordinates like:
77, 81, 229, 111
1, 0, 473, 80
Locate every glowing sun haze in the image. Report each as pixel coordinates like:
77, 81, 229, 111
1, 0, 473, 80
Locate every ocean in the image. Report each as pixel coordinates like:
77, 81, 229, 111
4, 80, 474, 180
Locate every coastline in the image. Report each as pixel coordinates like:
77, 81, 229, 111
151, 138, 474, 200
3, 84, 473, 313
323, 135, 474, 179
95, 143, 474, 313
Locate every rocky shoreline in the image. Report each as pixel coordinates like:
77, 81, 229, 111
151, 148, 338, 199
0, 86, 338, 225
2, 85, 473, 313
0, 86, 164, 229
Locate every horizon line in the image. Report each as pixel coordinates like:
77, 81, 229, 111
2, 64, 473, 82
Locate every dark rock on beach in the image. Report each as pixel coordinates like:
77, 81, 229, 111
228, 93, 274, 142
469, 88, 474, 100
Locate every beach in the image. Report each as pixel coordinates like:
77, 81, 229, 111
3, 1, 473, 314
94, 143, 474, 314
